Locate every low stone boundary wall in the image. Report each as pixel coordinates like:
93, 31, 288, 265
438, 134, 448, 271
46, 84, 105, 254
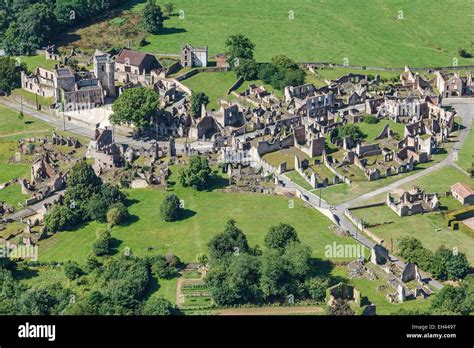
344, 208, 384, 244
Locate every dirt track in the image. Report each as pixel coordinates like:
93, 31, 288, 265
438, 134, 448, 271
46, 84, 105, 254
219, 306, 324, 315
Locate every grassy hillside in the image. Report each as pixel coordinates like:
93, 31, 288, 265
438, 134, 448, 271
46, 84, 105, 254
38, 168, 358, 263
87, 0, 474, 67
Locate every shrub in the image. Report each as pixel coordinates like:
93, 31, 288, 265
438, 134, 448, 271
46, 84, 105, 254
364, 115, 379, 124
160, 194, 182, 222
107, 202, 129, 226
64, 261, 82, 280
92, 229, 112, 256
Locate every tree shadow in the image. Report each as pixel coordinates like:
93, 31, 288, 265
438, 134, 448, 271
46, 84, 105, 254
13, 267, 39, 281
143, 275, 160, 301
109, 238, 123, 256
309, 258, 333, 278
178, 209, 196, 221
205, 175, 229, 191
120, 214, 140, 227
125, 198, 140, 207
158, 27, 187, 35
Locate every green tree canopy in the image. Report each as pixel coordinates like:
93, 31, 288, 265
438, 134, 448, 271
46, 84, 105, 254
110, 88, 159, 128
234, 58, 259, 81
264, 223, 300, 251
225, 34, 255, 68
141, 0, 164, 34
160, 194, 182, 222
207, 219, 251, 261
0, 57, 26, 94
178, 155, 211, 190
190, 92, 209, 117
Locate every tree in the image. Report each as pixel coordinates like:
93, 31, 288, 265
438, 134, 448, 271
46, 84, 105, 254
107, 202, 129, 226
196, 253, 209, 266
206, 253, 262, 306
234, 58, 259, 81
258, 63, 279, 84
92, 229, 112, 256
110, 88, 159, 128
66, 160, 102, 207
364, 115, 379, 124
178, 155, 211, 190
141, 0, 164, 34
190, 92, 209, 117
19, 284, 72, 315
207, 219, 251, 261
163, 2, 174, 16
305, 277, 329, 302
432, 246, 470, 281
54, 0, 86, 27
64, 261, 82, 280
225, 34, 255, 68
271, 55, 299, 71
260, 240, 312, 302
3, 3, 57, 55
44, 205, 77, 232
149, 255, 178, 279
160, 194, 182, 222
431, 285, 469, 315
0, 57, 25, 94
142, 297, 178, 315
264, 223, 299, 251
330, 124, 365, 142
397, 237, 425, 262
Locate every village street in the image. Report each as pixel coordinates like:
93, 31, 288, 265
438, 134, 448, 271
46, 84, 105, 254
2, 96, 473, 291
276, 98, 474, 291
0, 97, 215, 153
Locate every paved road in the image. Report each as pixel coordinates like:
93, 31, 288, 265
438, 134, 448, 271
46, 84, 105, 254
0, 97, 214, 153
7, 190, 65, 221
341, 98, 474, 209
276, 99, 474, 290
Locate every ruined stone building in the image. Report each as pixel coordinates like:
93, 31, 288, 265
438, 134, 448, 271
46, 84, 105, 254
387, 187, 440, 217
181, 44, 208, 68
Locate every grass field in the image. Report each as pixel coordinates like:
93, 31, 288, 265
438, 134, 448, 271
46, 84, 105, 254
316, 148, 452, 205
69, 0, 474, 67
181, 72, 236, 110
16, 55, 59, 71
329, 266, 433, 314
0, 104, 90, 183
181, 71, 282, 110
11, 89, 55, 111
38, 168, 359, 263
457, 124, 474, 173
351, 201, 474, 264
358, 119, 405, 142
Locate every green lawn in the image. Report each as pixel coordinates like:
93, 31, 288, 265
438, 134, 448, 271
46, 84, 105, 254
0, 184, 28, 208
398, 165, 474, 194
181, 71, 281, 110
457, 124, 474, 173
285, 171, 313, 191
16, 55, 59, 72
358, 119, 405, 142
38, 168, 358, 263
330, 266, 433, 315
181, 71, 237, 110
11, 89, 55, 111
351, 202, 474, 264
121, 0, 474, 67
